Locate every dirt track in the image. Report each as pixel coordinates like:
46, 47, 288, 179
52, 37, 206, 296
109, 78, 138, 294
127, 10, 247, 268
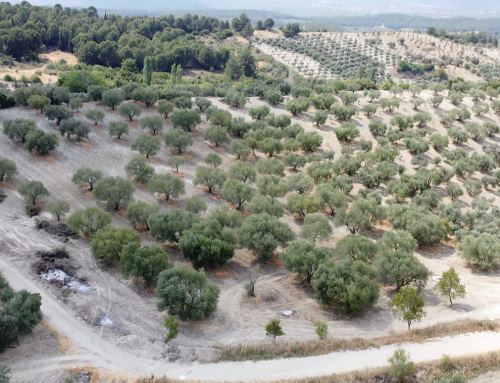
3, 254, 500, 382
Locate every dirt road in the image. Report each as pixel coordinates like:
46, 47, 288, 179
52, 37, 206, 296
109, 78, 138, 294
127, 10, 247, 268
2, 256, 500, 382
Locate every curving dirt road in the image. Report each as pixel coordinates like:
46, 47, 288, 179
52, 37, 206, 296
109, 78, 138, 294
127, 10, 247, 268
2, 256, 500, 382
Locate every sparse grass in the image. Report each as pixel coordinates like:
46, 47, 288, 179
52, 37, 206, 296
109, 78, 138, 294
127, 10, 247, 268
213, 319, 499, 362
137, 350, 500, 383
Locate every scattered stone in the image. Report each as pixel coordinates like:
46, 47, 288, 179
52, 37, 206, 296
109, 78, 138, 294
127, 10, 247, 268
279, 309, 293, 317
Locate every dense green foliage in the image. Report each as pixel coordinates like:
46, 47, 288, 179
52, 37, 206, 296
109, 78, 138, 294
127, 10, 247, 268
156, 267, 220, 321
0, 273, 42, 353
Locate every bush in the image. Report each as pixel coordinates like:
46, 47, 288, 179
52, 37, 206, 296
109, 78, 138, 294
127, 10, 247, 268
156, 267, 220, 321
265, 319, 284, 342
388, 348, 415, 382
314, 320, 328, 340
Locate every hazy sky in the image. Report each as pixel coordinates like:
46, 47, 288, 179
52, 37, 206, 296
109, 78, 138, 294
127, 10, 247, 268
12, 0, 500, 16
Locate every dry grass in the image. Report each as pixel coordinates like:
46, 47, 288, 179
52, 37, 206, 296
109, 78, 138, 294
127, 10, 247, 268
137, 351, 500, 383
69, 366, 137, 383
41, 318, 79, 354
212, 269, 231, 279
0, 181, 16, 190
215, 319, 499, 362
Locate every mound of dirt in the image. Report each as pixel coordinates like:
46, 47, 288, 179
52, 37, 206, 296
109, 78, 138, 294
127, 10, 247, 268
35, 218, 75, 237
36, 247, 70, 259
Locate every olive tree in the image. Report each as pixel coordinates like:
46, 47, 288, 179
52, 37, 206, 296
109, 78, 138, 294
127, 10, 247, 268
72, 168, 103, 191
282, 153, 307, 171
300, 213, 332, 242
184, 196, 207, 214
335, 234, 377, 263
3, 119, 36, 143
149, 173, 185, 200
148, 210, 197, 243
164, 128, 193, 153
204, 153, 222, 168
222, 179, 254, 210
228, 161, 257, 183
91, 225, 140, 265
120, 243, 171, 287
119, 102, 142, 121
85, 108, 105, 125
156, 267, 220, 321
312, 260, 379, 316
108, 121, 129, 139
67, 207, 112, 235
458, 233, 500, 271
125, 157, 155, 183
28, 95, 50, 113
246, 194, 283, 217
179, 220, 237, 268
377, 248, 429, 291
166, 155, 185, 173
204, 125, 227, 146
157, 100, 174, 118
230, 139, 251, 160
0, 157, 17, 182
43, 105, 72, 125
280, 239, 331, 282
131, 134, 161, 158
140, 115, 163, 135
316, 184, 347, 216
101, 89, 124, 110
193, 166, 226, 193
58, 118, 90, 141
93, 176, 134, 210
170, 109, 201, 131
239, 213, 294, 260
17, 180, 49, 205
125, 200, 159, 230
46, 200, 70, 221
